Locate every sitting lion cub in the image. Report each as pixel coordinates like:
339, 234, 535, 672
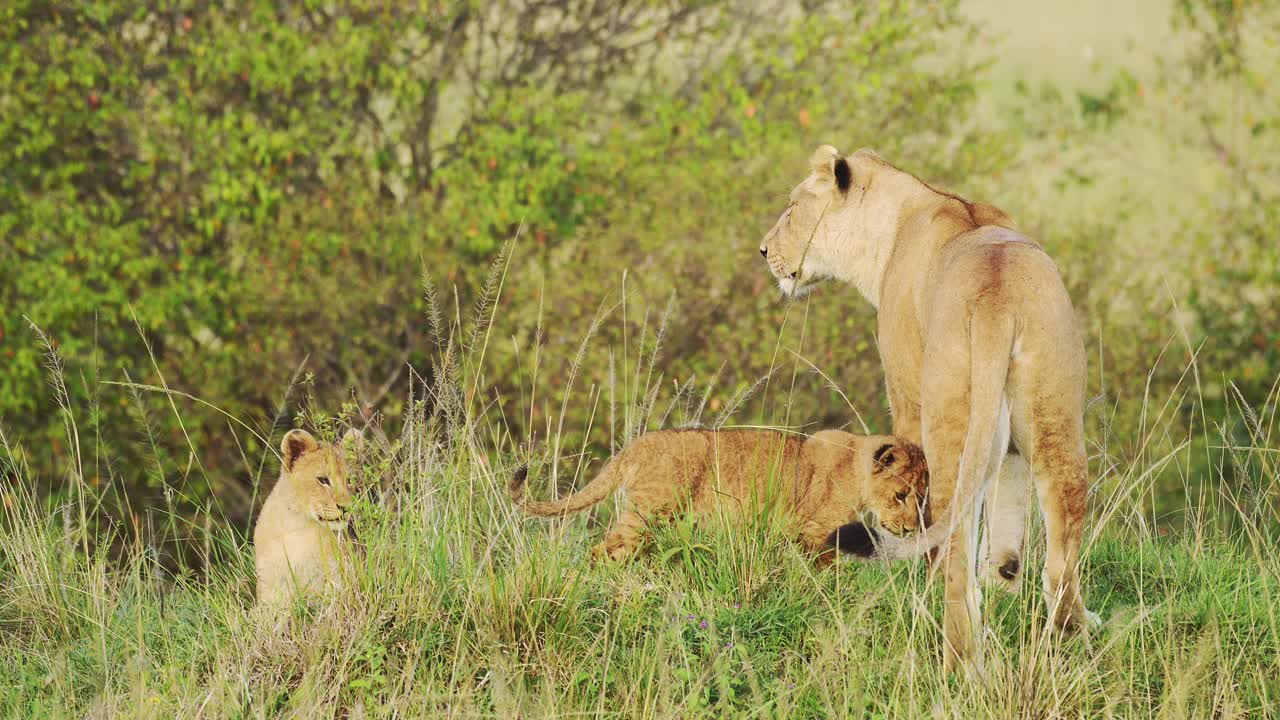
511, 429, 928, 564
254, 428, 359, 606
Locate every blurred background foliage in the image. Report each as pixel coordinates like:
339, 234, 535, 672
1, 0, 1276, 558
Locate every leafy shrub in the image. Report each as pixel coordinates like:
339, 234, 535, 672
0, 0, 999, 541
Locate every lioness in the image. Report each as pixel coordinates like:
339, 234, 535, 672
759, 146, 1098, 672
510, 429, 928, 565
254, 428, 359, 607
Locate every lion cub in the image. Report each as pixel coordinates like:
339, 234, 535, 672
254, 429, 359, 606
511, 429, 928, 564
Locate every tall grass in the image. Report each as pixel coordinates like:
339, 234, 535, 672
1, 264, 1278, 718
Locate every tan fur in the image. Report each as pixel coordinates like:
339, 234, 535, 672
511, 429, 928, 565
760, 146, 1099, 673
253, 429, 359, 607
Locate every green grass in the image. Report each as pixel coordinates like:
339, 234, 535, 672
2, 287, 1278, 718
2, 458, 1278, 718
3, 3, 1278, 715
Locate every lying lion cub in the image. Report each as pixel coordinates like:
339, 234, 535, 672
511, 429, 928, 564
254, 428, 359, 606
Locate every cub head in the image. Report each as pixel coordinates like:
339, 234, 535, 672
758, 145, 893, 299
864, 439, 928, 537
279, 428, 359, 531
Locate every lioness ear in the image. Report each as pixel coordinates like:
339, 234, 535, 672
833, 156, 853, 193
281, 429, 319, 471
809, 144, 840, 176
872, 443, 897, 470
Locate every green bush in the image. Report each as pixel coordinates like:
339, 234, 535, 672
2, 0, 1276, 548
0, 0, 997, 532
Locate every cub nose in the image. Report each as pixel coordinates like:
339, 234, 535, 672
788, 270, 798, 279
759, 247, 768, 258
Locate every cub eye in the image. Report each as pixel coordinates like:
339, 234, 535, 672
317, 476, 331, 487
894, 490, 909, 503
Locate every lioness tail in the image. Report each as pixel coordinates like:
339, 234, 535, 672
832, 313, 1014, 560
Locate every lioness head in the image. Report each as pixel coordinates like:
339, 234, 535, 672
759, 145, 903, 302
279, 428, 356, 531
864, 440, 928, 537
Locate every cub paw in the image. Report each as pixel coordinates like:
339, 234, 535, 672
592, 538, 636, 563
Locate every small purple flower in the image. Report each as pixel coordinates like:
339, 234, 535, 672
724, 641, 734, 649
686, 614, 696, 621
699, 619, 709, 629
787, 682, 796, 690
733, 603, 741, 609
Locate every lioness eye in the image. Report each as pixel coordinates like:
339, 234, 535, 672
317, 476, 331, 487
895, 491, 908, 503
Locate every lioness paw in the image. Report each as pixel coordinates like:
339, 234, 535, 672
1083, 608, 1102, 631
981, 554, 1022, 593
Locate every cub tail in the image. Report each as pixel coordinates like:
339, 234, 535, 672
510, 458, 625, 517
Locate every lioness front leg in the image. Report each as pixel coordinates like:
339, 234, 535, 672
980, 452, 1029, 593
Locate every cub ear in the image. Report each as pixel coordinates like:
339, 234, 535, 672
809, 144, 840, 176
339, 427, 365, 458
281, 429, 319, 471
872, 443, 898, 470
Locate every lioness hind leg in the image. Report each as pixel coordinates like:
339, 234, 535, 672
980, 452, 1029, 593
939, 517, 983, 676
1032, 447, 1096, 632
1006, 313, 1098, 633
1022, 416, 1097, 633
920, 369, 987, 675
